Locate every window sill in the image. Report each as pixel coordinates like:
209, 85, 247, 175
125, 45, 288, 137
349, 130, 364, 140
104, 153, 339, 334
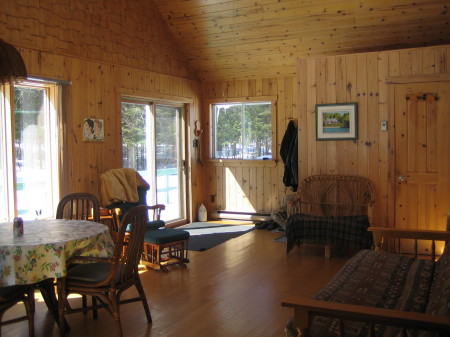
207, 159, 277, 168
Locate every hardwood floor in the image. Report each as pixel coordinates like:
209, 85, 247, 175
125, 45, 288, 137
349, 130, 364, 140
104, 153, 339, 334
2, 225, 352, 337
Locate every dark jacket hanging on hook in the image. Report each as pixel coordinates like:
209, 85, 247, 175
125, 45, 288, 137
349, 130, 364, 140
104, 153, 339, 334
280, 120, 298, 192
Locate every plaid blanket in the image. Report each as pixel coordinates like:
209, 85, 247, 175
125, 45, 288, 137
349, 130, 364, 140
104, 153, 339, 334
286, 213, 373, 253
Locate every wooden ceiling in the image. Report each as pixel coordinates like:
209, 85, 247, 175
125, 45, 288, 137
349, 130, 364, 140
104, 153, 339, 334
152, 0, 450, 82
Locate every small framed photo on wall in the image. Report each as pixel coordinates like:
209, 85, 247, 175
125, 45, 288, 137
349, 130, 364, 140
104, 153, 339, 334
83, 118, 104, 142
315, 103, 358, 141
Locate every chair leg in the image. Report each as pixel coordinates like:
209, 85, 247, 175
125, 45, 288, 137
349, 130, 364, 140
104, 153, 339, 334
134, 278, 152, 323
92, 296, 98, 319
110, 291, 123, 337
82, 295, 87, 315
0, 311, 4, 337
324, 244, 331, 259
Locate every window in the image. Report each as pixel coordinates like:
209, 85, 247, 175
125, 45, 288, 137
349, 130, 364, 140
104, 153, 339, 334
121, 99, 186, 224
211, 101, 273, 160
0, 81, 60, 222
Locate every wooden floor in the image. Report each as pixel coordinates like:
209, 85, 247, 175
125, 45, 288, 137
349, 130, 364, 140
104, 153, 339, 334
2, 224, 352, 337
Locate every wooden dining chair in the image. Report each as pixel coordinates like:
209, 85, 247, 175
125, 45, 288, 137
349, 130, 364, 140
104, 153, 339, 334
56, 204, 152, 337
55, 192, 102, 315
0, 285, 35, 337
56, 192, 100, 222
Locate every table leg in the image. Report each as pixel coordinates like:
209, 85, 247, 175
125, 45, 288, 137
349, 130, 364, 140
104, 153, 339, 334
35, 278, 70, 331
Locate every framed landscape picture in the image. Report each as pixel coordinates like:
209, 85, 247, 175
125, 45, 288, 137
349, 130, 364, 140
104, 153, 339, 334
315, 103, 358, 141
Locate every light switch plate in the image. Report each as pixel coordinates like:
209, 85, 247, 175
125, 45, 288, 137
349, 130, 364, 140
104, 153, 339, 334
380, 121, 388, 131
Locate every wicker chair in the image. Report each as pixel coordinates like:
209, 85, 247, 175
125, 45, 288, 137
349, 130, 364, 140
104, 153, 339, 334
55, 192, 102, 316
0, 285, 35, 337
286, 175, 375, 258
56, 204, 152, 337
56, 193, 100, 222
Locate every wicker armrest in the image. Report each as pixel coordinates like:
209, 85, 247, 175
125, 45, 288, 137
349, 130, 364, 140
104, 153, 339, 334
286, 196, 302, 217
282, 297, 450, 335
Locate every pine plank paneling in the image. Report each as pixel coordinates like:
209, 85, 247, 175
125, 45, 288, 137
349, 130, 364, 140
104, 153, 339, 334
297, 45, 450, 230
345, 54, 359, 176
376, 51, 390, 227
356, 53, 368, 177
335, 56, 349, 176
152, 0, 450, 81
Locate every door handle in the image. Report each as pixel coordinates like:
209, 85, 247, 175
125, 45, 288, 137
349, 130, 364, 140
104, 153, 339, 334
398, 174, 407, 183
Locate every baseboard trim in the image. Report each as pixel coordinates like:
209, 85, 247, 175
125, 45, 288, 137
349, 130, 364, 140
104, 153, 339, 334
210, 210, 272, 222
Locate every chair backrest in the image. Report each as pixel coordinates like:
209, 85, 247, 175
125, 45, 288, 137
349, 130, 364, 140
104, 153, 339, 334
114, 204, 148, 284
56, 193, 100, 222
296, 175, 375, 217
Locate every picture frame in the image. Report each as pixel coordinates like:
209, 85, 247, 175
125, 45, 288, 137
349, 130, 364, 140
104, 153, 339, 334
83, 118, 104, 142
315, 103, 358, 141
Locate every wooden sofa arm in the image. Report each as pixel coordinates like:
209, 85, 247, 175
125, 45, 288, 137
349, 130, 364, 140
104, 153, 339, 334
282, 297, 450, 335
369, 227, 450, 241
369, 227, 450, 260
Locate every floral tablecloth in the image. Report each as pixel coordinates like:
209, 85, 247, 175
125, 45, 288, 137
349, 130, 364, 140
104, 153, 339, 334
0, 219, 115, 286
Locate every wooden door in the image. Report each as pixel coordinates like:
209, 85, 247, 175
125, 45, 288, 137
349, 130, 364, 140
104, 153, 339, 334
394, 82, 450, 253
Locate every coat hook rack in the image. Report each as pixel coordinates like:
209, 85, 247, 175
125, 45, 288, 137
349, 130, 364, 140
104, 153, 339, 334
288, 117, 298, 127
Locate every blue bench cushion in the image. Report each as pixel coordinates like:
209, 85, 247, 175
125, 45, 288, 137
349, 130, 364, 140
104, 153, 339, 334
126, 220, 165, 232
144, 228, 190, 244
145, 220, 166, 230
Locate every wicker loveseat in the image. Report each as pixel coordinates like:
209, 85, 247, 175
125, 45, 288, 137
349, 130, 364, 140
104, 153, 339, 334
282, 227, 450, 337
286, 175, 375, 258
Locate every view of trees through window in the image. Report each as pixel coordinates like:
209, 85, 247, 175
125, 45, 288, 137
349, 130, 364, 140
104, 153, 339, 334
121, 103, 178, 171
0, 82, 59, 222
212, 102, 272, 159
121, 100, 185, 223
121, 102, 147, 171
14, 85, 56, 220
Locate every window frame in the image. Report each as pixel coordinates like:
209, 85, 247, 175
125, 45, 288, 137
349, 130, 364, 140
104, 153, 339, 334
207, 96, 277, 164
0, 80, 60, 221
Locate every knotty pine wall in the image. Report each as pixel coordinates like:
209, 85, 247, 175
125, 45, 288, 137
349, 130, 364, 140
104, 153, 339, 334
203, 44, 450, 228
1, 0, 203, 222
298, 45, 450, 228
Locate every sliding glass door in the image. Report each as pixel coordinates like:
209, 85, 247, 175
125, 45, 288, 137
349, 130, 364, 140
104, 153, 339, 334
121, 99, 186, 223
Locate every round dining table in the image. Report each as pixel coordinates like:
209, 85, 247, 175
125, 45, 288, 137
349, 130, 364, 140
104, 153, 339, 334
0, 219, 115, 287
